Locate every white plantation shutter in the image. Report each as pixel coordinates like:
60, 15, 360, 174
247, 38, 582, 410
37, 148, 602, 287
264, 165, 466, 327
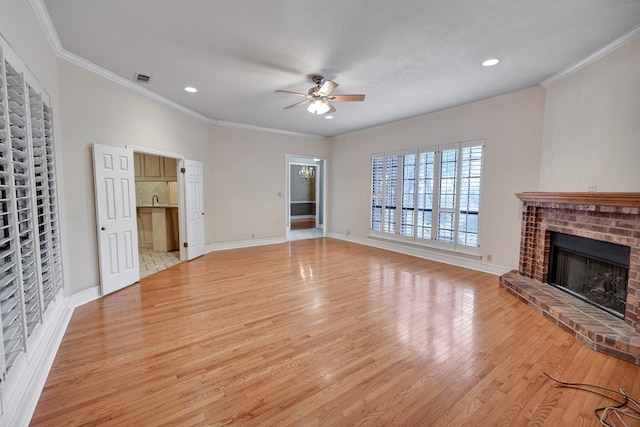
9, 64, 43, 338
416, 149, 435, 240
400, 153, 416, 238
437, 146, 458, 243
29, 85, 53, 312
0, 57, 27, 377
370, 155, 383, 233
0, 40, 64, 386
458, 144, 483, 247
383, 155, 398, 234
368, 141, 484, 254
44, 103, 63, 296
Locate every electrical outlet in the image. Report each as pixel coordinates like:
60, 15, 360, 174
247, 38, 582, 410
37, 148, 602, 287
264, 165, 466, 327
588, 185, 597, 192
251, 233, 255, 239
486, 254, 493, 262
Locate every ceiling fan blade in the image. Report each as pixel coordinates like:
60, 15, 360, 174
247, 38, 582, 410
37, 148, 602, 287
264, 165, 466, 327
275, 89, 308, 97
319, 80, 338, 95
326, 102, 336, 114
328, 94, 365, 102
283, 99, 311, 109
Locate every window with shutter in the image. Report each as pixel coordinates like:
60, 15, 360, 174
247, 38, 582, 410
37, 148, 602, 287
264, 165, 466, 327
368, 140, 484, 255
0, 39, 64, 389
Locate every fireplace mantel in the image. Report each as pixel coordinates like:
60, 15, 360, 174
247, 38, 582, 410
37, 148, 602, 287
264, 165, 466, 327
516, 191, 640, 207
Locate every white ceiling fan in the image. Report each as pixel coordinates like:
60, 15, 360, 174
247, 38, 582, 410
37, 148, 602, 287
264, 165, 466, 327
276, 75, 365, 115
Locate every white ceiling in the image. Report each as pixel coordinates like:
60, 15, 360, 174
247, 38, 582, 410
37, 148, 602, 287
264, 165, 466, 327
41, 0, 640, 137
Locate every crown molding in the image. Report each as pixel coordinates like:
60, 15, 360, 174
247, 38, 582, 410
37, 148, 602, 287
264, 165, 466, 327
542, 24, 640, 87
59, 49, 214, 123
212, 119, 325, 139
29, 0, 63, 53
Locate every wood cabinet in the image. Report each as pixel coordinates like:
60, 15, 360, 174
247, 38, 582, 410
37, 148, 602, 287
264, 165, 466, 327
137, 207, 179, 252
137, 208, 154, 247
164, 157, 177, 179
134, 153, 178, 182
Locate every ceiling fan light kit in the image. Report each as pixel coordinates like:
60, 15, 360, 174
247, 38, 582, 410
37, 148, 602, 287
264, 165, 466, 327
276, 75, 365, 115
307, 99, 332, 115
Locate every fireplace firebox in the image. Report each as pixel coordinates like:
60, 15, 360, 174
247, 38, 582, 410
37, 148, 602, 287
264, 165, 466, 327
548, 232, 630, 318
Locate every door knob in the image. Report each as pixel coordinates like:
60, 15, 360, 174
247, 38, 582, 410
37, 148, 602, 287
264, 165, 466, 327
101, 227, 106, 231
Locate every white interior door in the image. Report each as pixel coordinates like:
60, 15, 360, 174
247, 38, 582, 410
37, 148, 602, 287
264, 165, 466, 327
184, 159, 205, 260
92, 144, 140, 295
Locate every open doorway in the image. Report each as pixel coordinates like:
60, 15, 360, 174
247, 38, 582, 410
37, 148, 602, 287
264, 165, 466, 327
133, 151, 182, 278
286, 155, 326, 241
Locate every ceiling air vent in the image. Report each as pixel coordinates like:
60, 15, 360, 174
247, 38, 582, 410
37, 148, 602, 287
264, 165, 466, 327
134, 73, 151, 84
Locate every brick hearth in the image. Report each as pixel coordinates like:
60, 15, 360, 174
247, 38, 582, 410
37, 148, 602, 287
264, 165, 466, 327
500, 192, 640, 364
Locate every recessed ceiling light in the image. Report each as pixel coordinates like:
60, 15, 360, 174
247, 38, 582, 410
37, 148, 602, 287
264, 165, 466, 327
184, 86, 198, 93
325, 115, 334, 120
482, 58, 500, 67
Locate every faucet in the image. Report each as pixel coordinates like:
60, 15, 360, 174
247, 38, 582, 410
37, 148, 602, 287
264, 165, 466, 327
152, 194, 159, 206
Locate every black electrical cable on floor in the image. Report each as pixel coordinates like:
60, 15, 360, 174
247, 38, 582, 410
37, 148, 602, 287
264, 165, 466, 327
543, 372, 640, 427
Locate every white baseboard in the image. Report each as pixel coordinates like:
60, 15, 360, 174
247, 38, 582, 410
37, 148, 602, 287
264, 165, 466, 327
328, 232, 512, 276
206, 236, 287, 252
70, 285, 102, 307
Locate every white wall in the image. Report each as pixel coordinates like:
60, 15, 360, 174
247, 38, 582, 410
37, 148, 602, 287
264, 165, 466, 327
208, 125, 328, 244
330, 88, 546, 270
0, 0, 58, 96
540, 36, 640, 191
57, 59, 211, 295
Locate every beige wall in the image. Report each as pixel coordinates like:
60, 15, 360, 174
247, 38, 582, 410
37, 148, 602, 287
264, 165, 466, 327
208, 125, 328, 244
330, 88, 546, 270
57, 59, 211, 294
540, 36, 640, 191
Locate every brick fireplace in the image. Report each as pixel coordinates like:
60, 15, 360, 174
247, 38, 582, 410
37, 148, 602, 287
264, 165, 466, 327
500, 192, 640, 364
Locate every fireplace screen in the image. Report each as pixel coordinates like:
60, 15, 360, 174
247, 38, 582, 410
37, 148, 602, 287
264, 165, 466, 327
549, 232, 630, 318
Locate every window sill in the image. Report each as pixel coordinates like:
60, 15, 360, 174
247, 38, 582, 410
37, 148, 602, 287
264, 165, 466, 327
367, 233, 482, 260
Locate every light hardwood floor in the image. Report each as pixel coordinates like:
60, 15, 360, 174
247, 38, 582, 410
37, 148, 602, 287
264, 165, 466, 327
32, 238, 640, 426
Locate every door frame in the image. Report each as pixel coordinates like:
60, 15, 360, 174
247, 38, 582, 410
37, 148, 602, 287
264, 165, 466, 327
127, 145, 187, 261
285, 154, 327, 237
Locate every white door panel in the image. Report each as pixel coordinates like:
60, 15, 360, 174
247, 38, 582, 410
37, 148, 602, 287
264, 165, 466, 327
93, 144, 140, 294
184, 159, 205, 260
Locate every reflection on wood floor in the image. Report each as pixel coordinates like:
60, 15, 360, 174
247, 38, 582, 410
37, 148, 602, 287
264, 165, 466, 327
32, 238, 640, 426
290, 217, 316, 230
